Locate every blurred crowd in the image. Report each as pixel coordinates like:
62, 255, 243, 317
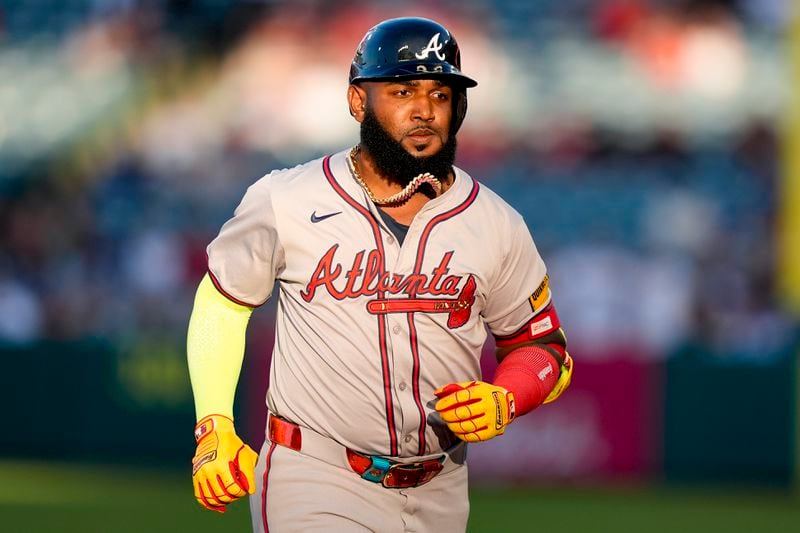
0, 0, 797, 362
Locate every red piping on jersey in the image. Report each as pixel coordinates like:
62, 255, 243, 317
406, 313, 424, 454
261, 442, 277, 533
413, 180, 480, 273
322, 155, 399, 455
409, 178, 481, 455
206, 265, 261, 308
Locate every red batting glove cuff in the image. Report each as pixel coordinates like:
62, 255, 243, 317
493, 345, 560, 416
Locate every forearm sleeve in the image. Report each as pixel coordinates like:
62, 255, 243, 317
187, 273, 254, 421
493, 345, 560, 416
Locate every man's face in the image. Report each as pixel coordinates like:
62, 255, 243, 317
362, 79, 453, 157
355, 79, 458, 186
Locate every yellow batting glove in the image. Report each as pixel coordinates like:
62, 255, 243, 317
434, 381, 516, 443
191, 414, 258, 513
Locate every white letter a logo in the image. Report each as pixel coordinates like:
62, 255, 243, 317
415, 33, 446, 61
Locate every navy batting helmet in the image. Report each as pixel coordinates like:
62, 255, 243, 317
349, 17, 477, 133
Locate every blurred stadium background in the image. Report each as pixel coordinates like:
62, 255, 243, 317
1, 0, 799, 531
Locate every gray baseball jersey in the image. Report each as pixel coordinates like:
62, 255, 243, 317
207, 148, 551, 458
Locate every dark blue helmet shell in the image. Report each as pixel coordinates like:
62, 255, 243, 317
349, 17, 477, 88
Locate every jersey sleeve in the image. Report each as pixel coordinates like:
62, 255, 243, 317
206, 177, 285, 307
482, 215, 553, 339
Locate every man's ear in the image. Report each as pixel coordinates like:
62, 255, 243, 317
347, 84, 367, 123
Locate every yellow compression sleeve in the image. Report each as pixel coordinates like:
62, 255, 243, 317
187, 273, 254, 421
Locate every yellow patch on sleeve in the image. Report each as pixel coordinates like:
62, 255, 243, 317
528, 274, 550, 311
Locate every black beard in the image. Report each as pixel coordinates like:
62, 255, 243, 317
359, 107, 457, 190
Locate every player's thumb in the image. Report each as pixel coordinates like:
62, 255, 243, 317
231, 444, 259, 494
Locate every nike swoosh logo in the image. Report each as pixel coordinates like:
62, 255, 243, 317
310, 210, 342, 223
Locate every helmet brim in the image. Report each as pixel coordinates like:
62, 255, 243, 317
350, 64, 477, 88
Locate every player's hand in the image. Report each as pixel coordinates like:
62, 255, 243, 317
434, 381, 515, 442
191, 414, 258, 513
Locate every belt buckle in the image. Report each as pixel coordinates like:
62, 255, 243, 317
360, 456, 394, 483
381, 458, 444, 489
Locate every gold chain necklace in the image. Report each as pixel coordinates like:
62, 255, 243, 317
347, 146, 442, 206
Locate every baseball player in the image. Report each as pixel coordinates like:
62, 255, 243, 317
188, 17, 573, 532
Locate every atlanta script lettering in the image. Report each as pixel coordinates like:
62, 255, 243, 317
301, 245, 464, 301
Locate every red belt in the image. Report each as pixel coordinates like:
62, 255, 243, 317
268, 414, 445, 489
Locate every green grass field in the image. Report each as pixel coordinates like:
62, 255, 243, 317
0, 460, 798, 532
